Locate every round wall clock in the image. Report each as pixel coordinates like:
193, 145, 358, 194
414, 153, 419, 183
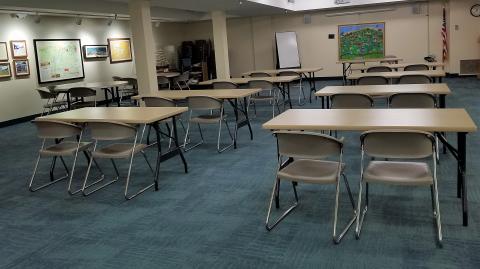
471, 4, 480, 17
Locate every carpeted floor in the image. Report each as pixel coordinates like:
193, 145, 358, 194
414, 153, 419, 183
0, 77, 479, 268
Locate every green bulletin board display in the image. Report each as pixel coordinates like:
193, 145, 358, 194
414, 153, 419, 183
338, 22, 385, 61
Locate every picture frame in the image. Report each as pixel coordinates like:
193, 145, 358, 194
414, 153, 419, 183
108, 38, 132, 63
338, 22, 386, 61
0, 42, 8, 61
10, 40, 28, 59
0, 62, 12, 78
83, 45, 109, 59
13, 59, 30, 77
33, 39, 85, 83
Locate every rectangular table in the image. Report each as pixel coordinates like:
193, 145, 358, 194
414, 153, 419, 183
133, 88, 262, 149
263, 108, 477, 226
54, 81, 129, 109
316, 84, 452, 108
347, 70, 446, 84
37, 107, 189, 195
338, 58, 403, 84
351, 62, 445, 72
198, 76, 299, 109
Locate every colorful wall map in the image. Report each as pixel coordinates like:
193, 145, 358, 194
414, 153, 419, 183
34, 39, 84, 83
338, 22, 385, 61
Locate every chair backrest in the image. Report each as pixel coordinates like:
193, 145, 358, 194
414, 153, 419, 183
389, 93, 436, 108
247, 80, 274, 92
330, 94, 374, 109
367, 66, 392, 73
33, 119, 82, 139
157, 76, 170, 86
175, 72, 189, 82
361, 130, 435, 159
250, 72, 271, 77
398, 75, 432, 84
87, 121, 137, 141
357, 76, 389, 85
187, 96, 223, 110
69, 87, 96, 98
212, 81, 238, 89
404, 64, 429, 71
278, 71, 300, 77
36, 88, 57, 99
142, 96, 176, 107
112, 76, 123, 81
275, 131, 343, 160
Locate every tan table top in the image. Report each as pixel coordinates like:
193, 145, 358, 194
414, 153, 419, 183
347, 70, 446, 80
198, 76, 299, 85
315, 84, 451, 97
36, 107, 188, 124
55, 81, 128, 91
156, 72, 181, 78
132, 88, 262, 101
242, 67, 323, 76
351, 62, 445, 71
338, 58, 403, 64
262, 109, 477, 133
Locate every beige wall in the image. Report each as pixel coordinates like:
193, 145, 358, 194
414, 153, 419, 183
156, 0, 478, 77
0, 14, 135, 122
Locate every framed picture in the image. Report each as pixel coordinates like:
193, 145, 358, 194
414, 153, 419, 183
83, 45, 109, 59
10, 40, 28, 59
108, 38, 132, 63
0, 42, 8, 61
338, 22, 385, 61
13, 59, 30, 77
33, 39, 85, 83
0, 62, 12, 78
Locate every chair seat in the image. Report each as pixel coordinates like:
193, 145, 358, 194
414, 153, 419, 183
277, 159, 344, 184
363, 161, 433, 186
43, 101, 67, 109
40, 141, 93, 157
190, 114, 225, 124
93, 143, 148, 159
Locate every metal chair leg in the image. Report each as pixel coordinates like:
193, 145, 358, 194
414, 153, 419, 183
266, 179, 299, 231
183, 122, 205, 152
29, 154, 69, 192
432, 177, 443, 247
333, 173, 357, 244
355, 179, 368, 239
217, 118, 234, 153
81, 144, 118, 196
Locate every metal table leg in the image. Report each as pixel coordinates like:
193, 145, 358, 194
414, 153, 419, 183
458, 132, 468, 226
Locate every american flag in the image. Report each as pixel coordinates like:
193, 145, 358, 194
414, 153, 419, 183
442, 6, 448, 62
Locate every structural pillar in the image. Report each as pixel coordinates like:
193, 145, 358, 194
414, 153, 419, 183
211, 11, 230, 79
129, 0, 158, 94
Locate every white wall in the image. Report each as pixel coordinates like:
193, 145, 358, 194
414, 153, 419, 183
0, 14, 135, 122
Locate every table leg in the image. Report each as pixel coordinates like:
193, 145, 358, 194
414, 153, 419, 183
244, 97, 253, 140
103, 88, 110, 107
342, 63, 347, 85
233, 99, 239, 149
66, 93, 71, 110
287, 83, 292, 109
152, 122, 161, 191
172, 116, 188, 173
458, 132, 468, 226
116, 87, 121, 107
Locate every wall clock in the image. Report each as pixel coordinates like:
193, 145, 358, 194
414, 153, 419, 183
471, 4, 480, 17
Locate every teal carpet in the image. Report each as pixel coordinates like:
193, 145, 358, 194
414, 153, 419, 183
0, 77, 479, 268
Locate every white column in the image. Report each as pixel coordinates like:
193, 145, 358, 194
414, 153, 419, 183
211, 11, 230, 79
129, 0, 158, 94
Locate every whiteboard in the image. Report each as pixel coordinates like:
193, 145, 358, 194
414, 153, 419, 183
275, 32, 301, 69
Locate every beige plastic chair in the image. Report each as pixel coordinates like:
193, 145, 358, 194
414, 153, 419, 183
266, 131, 356, 243
248, 80, 281, 118
330, 93, 374, 109
183, 96, 234, 153
249, 72, 271, 77
404, 64, 429, 71
355, 130, 442, 247
357, 76, 389, 85
157, 76, 171, 90
29, 120, 100, 194
69, 87, 97, 109
212, 81, 239, 89
366, 66, 392, 73
173, 72, 190, 90
278, 71, 305, 105
398, 75, 432, 84
36, 88, 67, 116
389, 93, 436, 108
82, 121, 155, 200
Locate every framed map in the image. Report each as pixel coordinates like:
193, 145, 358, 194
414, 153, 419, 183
33, 39, 85, 83
0, 42, 8, 61
338, 22, 385, 61
108, 38, 132, 63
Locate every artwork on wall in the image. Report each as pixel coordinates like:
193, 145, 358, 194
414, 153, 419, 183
0, 62, 12, 78
10, 40, 28, 59
83, 45, 109, 59
33, 39, 85, 83
0, 42, 8, 61
108, 38, 132, 63
13, 59, 30, 77
338, 22, 385, 61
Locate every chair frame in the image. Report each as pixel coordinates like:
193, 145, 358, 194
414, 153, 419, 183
278, 71, 305, 106
248, 80, 282, 118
